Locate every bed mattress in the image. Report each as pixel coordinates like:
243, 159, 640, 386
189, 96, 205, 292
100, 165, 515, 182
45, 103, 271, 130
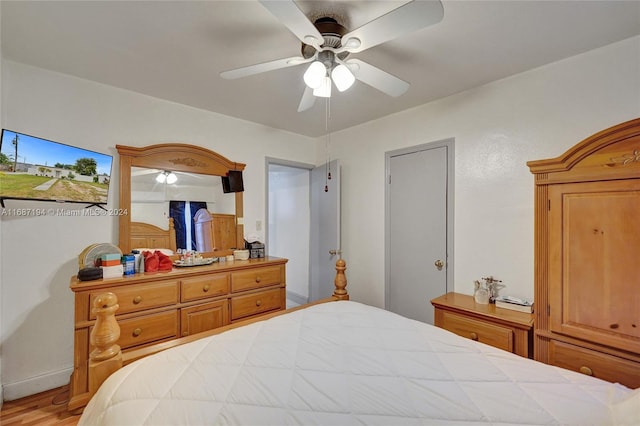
79, 301, 635, 425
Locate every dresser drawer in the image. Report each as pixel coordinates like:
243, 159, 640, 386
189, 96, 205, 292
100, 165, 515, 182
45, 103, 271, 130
181, 300, 228, 336
181, 273, 229, 302
439, 310, 514, 352
230, 288, 283, 321
90, 280, 179, 319
549, 340, 640, 388
230, 266, 282, 292
113, 310, 178, 350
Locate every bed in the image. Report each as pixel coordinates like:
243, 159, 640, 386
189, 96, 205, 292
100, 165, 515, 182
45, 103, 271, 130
129, 219, 178, 253
78, 259, 637, 425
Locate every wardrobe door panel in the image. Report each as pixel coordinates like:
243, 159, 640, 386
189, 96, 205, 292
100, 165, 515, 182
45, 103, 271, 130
549, 180, 640, 353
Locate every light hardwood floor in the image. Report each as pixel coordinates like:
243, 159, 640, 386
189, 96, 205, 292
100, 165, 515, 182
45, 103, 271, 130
0, 386, 80, 425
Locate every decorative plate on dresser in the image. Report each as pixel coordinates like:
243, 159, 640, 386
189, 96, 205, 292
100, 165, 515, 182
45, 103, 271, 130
78, 243, 122, 268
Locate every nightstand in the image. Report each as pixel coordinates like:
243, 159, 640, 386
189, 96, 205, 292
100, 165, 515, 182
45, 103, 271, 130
431, 292, 534, 358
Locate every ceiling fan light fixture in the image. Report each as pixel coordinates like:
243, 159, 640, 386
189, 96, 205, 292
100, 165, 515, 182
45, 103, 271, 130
166, 172, 178, 185
303, 61, 326, 89
313, 76, 332, 98
331, 64, 355, 92
157, 170, 178, 184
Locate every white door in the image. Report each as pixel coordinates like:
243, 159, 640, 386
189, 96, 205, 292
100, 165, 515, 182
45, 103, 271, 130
310, 160, 340, 301
386, 141, 452, 324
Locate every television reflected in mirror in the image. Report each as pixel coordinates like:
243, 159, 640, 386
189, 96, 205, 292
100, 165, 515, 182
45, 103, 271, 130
221, 170, 244, 193
0, 129, 113, 206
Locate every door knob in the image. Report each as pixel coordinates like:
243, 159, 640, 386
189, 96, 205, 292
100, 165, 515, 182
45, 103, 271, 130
434, 259, 444, 271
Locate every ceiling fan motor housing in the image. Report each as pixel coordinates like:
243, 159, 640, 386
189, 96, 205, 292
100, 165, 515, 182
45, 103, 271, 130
301, 17, 350, 64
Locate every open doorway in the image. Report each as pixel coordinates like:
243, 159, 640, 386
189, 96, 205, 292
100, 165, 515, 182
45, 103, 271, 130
266, 158, 341, 308
266, 160, 313, 308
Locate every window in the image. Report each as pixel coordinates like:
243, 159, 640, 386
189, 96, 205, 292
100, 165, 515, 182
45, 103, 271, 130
169, 200, 207, 251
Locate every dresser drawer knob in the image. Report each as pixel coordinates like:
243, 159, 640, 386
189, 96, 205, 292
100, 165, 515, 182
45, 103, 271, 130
203, 284, 210, 292
256, 299, 262, 307
133, 295, 143, 304
470, 332, 479, 341
579, 366, 593, 376
255, 276, 261, 283
132, 328, 142, 337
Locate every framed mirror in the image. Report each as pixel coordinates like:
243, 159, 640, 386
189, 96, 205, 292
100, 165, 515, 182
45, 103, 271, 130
117, 144, 245, 255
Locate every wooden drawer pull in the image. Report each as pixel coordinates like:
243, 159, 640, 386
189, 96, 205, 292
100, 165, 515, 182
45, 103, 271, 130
256, 299, 262, 307
203, 284, 210, 292
132, 328, 143, 337
470, 332, 479, 341
133, 295, 143, 304
579, 366, 593, 376
255, 276, 261, 283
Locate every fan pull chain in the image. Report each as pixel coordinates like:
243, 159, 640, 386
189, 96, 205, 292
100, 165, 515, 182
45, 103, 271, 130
324, 97, 332, 192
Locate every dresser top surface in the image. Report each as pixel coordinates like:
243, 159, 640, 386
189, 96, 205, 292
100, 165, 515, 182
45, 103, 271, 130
70, 256, 287, 291
432, 292, 534, 328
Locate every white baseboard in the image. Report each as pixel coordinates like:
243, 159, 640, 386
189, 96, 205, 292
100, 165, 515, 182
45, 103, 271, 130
2, 367, 72, 401
286, 291, 308, 307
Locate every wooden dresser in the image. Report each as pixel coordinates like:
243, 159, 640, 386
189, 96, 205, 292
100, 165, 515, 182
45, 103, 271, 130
68, 256, 287, 411
432, 292, 534, 358
528, 118, 640, 389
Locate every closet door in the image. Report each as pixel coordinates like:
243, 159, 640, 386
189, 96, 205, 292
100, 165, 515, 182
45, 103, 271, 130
548, 179, 640, 353
386, 143, 451, 324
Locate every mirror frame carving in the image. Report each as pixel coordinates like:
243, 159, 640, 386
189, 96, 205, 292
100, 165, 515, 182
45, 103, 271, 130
117, 143, 245, 254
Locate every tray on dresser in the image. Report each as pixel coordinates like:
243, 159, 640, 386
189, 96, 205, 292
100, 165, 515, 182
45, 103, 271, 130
173, 258, 218, 267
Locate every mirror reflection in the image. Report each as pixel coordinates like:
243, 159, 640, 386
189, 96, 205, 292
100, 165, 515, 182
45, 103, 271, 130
130, 167, 236, 251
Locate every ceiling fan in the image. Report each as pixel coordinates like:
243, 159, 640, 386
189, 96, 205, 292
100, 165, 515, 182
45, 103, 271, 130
131, 168, 206, 186
220, 0, 444, 112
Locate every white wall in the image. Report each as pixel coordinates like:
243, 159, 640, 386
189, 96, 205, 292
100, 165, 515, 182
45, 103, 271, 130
0, 60, 315, 399
325, 36, 640, 307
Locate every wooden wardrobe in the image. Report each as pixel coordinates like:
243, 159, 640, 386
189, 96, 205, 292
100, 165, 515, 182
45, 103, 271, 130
528, 118, 640, 389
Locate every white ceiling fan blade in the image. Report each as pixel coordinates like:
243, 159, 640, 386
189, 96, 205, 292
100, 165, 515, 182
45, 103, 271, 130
259, 0, 324, 48
220, 56, 311, 79
347, 59, 410, 97
297, 86, 316, 112
341, 0, 444, 53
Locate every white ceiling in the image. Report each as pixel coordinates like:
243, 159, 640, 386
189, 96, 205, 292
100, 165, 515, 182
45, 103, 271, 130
2, 1, 639, 138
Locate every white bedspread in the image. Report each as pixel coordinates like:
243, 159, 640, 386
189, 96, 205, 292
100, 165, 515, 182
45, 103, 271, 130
80, 301, 635, 425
